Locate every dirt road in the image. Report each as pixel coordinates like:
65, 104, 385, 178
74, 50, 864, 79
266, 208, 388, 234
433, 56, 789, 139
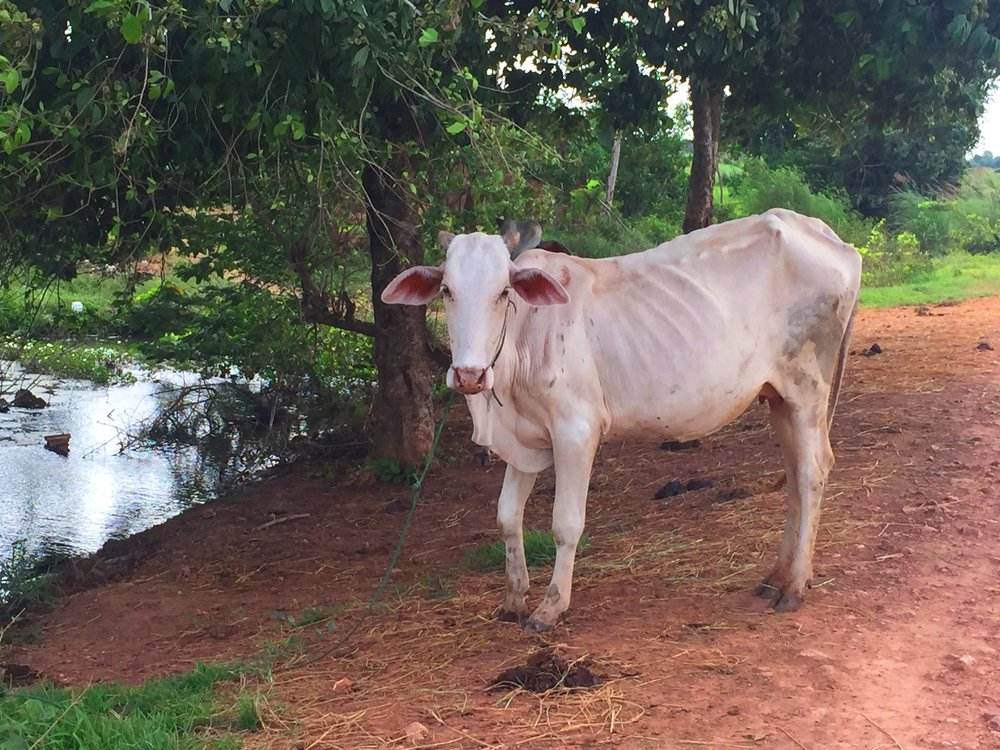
9, 296, 1000, 749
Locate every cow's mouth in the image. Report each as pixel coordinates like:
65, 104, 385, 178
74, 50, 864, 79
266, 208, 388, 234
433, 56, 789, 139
449, 365, 494, 395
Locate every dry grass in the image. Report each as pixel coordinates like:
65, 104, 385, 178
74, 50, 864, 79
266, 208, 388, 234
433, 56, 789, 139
233, 392, 904, 749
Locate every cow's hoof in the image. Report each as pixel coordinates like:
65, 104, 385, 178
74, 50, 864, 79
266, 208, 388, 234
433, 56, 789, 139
498, 609, 523, 624
773, 590, 804, 613
753, 581, 779, 599
523, 617, 553, 633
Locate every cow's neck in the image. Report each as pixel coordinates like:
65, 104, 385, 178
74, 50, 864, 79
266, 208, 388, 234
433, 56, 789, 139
466, 304, 522, 448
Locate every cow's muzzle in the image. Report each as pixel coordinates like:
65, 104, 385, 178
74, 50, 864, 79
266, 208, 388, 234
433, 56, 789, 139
450, 366, 494, 395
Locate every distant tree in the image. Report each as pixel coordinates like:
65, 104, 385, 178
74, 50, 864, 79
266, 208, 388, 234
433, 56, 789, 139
673, 0, 1000, 231
736, 112, 982, 215
970, 150, 1000, 169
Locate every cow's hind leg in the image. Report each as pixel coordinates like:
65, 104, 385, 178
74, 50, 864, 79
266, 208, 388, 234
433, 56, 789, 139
770, 395, 835, 612
755, 394, 801, 600
524, 421, 598, 633
496, 465, 538, 622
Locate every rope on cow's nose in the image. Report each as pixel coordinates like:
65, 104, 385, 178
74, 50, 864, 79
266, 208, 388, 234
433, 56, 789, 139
277, 388, 456, 672
488, 297, 515, 408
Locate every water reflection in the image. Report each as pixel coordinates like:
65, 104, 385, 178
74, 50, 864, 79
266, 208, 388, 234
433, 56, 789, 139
0, 366, 218, 560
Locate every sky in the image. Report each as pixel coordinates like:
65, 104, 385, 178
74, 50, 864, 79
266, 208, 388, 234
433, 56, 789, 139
972, 85, 1000, 156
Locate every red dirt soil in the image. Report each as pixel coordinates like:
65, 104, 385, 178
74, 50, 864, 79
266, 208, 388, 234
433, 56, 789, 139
7, 296, 1000, 749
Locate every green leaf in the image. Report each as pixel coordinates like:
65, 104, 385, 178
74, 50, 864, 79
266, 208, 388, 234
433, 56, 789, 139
418, 28, 438, 47
470, 0, 485, 7
0, 69, 18, 93
835, 11, 857, 28
875, 57, 889, 80
568, 17, 585, 34
946, 14, 971, 42
84, 0, 116, 14
858, 53, 874, 69
121, 13, 143, 44
446, 120, 466, 134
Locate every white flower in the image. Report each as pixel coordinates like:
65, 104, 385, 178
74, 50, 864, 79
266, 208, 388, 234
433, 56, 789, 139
71, 301, 84, 313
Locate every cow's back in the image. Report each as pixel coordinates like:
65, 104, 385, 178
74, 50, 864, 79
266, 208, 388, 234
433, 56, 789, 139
509, 210, 861, 443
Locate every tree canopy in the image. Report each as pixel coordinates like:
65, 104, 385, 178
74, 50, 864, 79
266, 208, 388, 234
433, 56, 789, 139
3, 0, 1000, 463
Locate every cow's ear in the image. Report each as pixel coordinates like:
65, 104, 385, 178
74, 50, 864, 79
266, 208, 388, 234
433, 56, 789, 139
381, 266, 444, 305
511, 268, 569, 306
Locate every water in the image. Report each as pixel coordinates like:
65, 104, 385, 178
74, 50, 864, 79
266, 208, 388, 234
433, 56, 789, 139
0, 365, 220, 560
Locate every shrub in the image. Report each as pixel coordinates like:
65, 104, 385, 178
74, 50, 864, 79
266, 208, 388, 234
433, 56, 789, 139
887, 191, 955, 256
1, 540, 50, 622
733, 159, 872, 246
0, 337, 136, 384
857, 221, 931, 287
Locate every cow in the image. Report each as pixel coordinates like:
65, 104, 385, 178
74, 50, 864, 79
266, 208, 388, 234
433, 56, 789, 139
382, 208, 862, 632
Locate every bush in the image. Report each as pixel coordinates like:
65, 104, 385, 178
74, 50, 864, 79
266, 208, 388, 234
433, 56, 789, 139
857, 221, 931, 287
733, 159, 872, 246
0, 337, 136, 384
630, 214, 683, 246
887, 191, 955, 256
548, 214, 660, 259
1, 540, 50, 622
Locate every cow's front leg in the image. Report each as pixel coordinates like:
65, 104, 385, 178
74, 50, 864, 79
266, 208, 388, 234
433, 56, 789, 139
496, 465, 538, 622
524, 423, 598, 633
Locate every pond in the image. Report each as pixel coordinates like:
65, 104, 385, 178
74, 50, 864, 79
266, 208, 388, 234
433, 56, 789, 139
0, 365, 225, 561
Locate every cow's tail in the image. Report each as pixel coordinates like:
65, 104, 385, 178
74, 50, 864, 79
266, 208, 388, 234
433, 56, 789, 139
826, 299, 858, 430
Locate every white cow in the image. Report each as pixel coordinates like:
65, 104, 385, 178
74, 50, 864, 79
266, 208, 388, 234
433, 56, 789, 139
382, 208, 862, 632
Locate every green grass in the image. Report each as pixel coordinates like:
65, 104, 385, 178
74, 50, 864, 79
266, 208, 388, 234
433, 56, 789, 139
1, 541, 52, 623
0, 272, 198, 338
464, 529, 590, 572
0, 337, 138, 384
860, 252, 1000, 307
0, 662, 263, 749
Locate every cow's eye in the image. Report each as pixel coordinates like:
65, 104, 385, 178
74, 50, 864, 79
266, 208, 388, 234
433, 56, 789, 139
498, 287, 510, 302
440, 285, 452, 299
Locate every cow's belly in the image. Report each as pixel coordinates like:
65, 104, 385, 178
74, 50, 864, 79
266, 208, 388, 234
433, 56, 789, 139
603, 387, 761, 442
599, 349, 771, 443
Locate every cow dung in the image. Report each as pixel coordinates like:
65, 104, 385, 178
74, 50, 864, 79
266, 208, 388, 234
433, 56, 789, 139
654, 478, 713, 500
660, 439, 700, 451
489, 648, 603, 693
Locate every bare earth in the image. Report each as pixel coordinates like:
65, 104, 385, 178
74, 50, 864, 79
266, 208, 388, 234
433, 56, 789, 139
9, 296, 1000, 750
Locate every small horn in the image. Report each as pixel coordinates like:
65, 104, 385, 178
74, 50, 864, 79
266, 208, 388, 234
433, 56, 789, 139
439, 231, 456, 249
500, 219, 543, 259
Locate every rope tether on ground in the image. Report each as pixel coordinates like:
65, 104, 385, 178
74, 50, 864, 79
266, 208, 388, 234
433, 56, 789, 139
279, 389, 456, 672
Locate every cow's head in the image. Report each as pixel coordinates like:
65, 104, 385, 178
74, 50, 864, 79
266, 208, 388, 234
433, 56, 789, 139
381, 229, 569, 395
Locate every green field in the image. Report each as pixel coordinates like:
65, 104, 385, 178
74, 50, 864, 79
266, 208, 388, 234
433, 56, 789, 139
860, 252, 1000, 307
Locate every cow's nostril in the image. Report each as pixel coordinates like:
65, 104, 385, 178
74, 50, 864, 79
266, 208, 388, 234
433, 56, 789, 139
452, 366, 488, 393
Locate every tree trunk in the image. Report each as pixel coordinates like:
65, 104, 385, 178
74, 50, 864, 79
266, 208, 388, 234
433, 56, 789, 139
604, 131, 622, 214
365, 147, 439, 465
683, 78, 723, 234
